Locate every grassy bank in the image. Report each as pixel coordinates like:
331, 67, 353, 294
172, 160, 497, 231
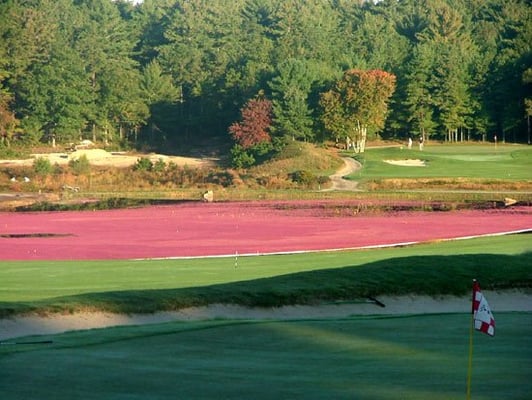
1, 234, 530, 317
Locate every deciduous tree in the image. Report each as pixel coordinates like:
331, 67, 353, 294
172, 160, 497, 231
320, 69, 396, 152
229, 97, 272, 149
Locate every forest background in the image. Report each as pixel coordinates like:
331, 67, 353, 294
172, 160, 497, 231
0, 0, 530, 161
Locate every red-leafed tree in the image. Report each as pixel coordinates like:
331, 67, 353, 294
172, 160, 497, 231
229, 98, 273, 149
320, 69, 395, 153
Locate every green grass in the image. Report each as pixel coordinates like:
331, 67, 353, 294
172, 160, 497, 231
1, 234, 530, 317
349, 144, 532, 180
1, 313, 530, 399
1, 233, 530, 399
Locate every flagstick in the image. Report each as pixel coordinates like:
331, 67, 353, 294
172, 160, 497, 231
466, 311, 474, 400
466, 279, 476, 400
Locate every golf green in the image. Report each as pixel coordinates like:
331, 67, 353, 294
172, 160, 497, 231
1, 313, 530, 399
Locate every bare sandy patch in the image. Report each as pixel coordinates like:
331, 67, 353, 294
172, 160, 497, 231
0, 149, 214, 168
1, 291, 530, 341
384, 159, 426, 167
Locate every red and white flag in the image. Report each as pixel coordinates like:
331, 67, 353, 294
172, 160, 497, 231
472, 280, 495, 336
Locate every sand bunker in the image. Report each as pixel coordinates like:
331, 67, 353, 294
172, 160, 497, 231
1, 291, 530, 341
384, 159, 426, 166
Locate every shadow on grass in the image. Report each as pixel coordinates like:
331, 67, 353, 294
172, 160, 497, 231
2, 252, 531, 318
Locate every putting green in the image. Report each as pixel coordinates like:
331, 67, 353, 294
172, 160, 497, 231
1, 313, 530, 400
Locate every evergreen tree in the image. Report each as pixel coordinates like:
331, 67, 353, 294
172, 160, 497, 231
268, 59, 315, 141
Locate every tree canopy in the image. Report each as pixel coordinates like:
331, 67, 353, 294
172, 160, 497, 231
0, 0, 530, 151
320, 69, 396, 152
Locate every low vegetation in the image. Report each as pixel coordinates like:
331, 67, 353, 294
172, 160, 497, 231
0, 142, 530, 211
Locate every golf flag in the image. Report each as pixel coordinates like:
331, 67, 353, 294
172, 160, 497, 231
472, 280, 495, 336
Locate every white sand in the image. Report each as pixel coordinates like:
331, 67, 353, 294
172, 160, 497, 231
384, 159, 426, 166
1, 291, 530, 341
0, 149, 213, 168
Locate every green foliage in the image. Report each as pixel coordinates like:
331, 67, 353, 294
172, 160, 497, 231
68, 154, 91, 175
152, 158, 166, 173
268, 59, 317, 141
133, 157, 153, 171
1, 0, 530, 150
230, 139, 277, 169
32, 157, 52, 176
289, 170, 320, 188
320, 69, 396, 152
230, 144, 256, 169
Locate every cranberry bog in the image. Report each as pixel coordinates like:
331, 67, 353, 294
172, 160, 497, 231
1, 200, 530, 261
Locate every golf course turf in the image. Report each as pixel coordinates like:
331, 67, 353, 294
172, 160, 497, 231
1, 313, 531, 399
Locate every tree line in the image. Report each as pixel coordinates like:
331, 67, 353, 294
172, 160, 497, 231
0, 0, 530, 154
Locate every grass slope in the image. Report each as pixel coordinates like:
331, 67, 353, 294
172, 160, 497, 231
1, 234, 530, 317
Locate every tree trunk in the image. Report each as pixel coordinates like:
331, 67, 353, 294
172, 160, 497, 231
358, 124, 367, 153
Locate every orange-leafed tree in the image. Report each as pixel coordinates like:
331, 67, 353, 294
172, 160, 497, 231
320, 69, 395, 152
229, 98, 273, 149
0, 91, 18, 147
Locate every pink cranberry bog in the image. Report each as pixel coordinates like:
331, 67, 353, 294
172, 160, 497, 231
1, 201, 530, 261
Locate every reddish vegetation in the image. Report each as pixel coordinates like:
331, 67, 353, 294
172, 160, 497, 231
0, 201, 530, 261
229, 98, 272, 149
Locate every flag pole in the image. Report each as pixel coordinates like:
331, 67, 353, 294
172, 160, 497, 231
466, 279, 476, 400
466, 307, 474, 399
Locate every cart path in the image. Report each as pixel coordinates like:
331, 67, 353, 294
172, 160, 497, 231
323, 157, 361, 191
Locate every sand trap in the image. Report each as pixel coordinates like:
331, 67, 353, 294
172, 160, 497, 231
1, 291, 530, 341
0, 149, 213, 168
384, 159, 426, 166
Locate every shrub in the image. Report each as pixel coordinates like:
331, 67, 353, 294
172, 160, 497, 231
69, 154, 91, 175
33, 157, 52, 176
153, 158, 167, 173
206, 171, 234, 187
289, 170, 321, 187
134, 157, 153, 171
230, 145, 255, 168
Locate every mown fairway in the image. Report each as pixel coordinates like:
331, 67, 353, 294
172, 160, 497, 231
1, 313, 530, 400
1, 234, 531, 316
351, 144, 532, 180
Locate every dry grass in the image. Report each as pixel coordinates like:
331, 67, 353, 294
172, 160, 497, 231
365, 177, 532, 192
250, 142, 342, 176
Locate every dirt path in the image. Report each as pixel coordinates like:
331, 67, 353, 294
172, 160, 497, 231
323, 157, 361, 191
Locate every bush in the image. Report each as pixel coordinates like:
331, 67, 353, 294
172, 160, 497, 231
153, 158, 166, 173
231, 145, 255, 168
206, 171, 234, 187
134, 157, 153, 171
69, 154, 91, 175
230, 141, 277, 168
289, 170, 320, 187
33, 157, 52, 176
